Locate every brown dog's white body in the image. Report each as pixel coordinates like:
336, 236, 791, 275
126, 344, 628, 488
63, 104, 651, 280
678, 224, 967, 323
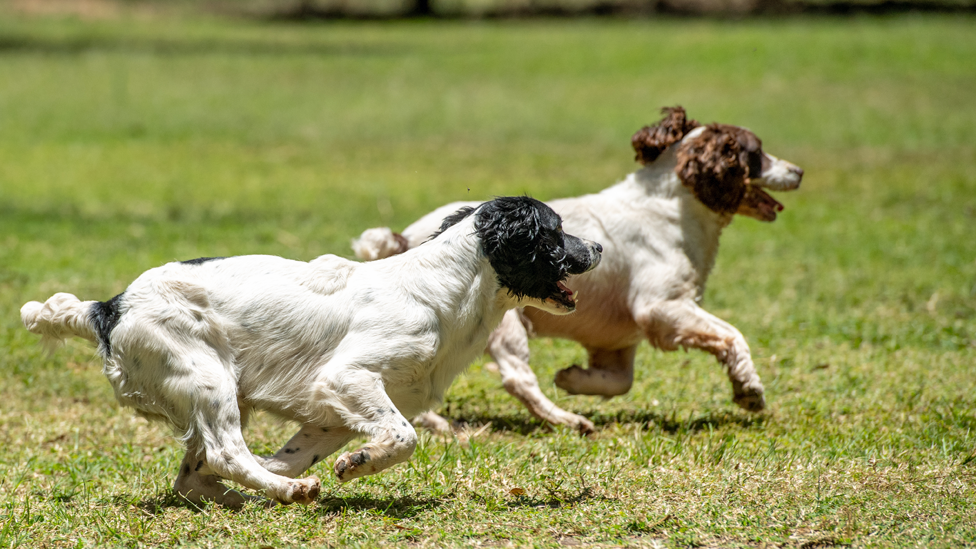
353, 107, 803, 433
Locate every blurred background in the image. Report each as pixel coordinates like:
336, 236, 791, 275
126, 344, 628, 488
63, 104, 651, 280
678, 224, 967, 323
5, 0, 975, 17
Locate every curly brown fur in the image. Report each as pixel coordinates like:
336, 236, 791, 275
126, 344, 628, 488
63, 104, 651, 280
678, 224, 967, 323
631, 106, 700, 165
675, 124, 748, 215
715, 124, 765, 179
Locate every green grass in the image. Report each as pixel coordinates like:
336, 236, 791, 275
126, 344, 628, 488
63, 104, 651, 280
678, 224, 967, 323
2, 11, 975, 548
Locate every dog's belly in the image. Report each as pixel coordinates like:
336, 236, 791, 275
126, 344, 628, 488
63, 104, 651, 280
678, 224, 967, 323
524, 293, 642, 351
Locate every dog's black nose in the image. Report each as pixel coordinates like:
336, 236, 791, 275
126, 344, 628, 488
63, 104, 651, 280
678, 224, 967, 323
594, 243, 603, 253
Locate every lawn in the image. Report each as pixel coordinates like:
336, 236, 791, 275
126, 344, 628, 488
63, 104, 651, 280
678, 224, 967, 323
1, 10, 975, 548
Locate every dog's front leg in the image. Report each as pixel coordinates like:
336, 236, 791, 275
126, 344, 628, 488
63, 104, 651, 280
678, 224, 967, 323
637, 300, 766, 412
487, 309, 595, 434
316, 369, 419, 483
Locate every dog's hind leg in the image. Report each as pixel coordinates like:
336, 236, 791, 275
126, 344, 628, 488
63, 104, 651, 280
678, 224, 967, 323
173, 447, 268, 509
256, 425, 356, 478
487, 309, 595, 434
314, 369, 418, 483
554, 345, 637, 398
638, 300, 766, 412
411, 411, 453, 435
190, 392, 321, 504
167, 352, 321, 505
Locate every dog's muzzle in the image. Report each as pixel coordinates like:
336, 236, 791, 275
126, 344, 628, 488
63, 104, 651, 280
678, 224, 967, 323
582, 240, 602, 273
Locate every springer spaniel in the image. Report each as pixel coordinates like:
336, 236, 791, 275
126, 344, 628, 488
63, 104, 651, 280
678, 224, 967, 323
21, 196, 602, 507
353, 107, 803, 434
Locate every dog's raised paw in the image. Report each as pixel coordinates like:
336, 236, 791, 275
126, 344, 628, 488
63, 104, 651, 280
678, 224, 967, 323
553, 364, 585, 394
334, 448, 372, 482
733, 392, 766, 413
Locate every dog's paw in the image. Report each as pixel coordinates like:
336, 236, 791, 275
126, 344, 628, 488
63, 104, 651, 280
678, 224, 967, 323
734, 392, 766, 412
275, 477, 321, 505
731, 378, 766, 412
732, 383, 766, 412
334, 447, 374, 483
555, 364, 631, 397
554, 364, 586, 394
574, 415, 596, 436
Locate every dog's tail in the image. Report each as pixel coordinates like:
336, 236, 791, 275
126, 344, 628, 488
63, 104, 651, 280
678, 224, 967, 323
21, 293, 101, 353
351, 227, 410, 261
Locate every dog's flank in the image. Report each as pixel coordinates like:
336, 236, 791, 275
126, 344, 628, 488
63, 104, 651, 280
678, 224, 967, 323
22, 196, 601, 508
352, 106, 802, 434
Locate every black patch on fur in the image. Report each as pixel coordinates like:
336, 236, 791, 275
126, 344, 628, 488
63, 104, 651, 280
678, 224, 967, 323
181, 256, 225, 266
284, 448, 299, 454
195, 460, 203, 472
311, 455, 320, 465
428, 206, 477, 242
90, 292, 125, 355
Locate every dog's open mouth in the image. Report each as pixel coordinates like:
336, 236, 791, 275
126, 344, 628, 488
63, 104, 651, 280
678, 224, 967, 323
740, 185, 784, 222
549, 280, 579, 309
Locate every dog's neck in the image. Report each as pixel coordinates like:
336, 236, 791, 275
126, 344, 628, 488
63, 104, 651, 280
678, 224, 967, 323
614, 146, 734, 289
383, 217, 513, 402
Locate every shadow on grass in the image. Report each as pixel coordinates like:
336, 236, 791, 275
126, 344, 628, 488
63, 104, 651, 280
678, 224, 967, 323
450, 408, 767, 436
448, 413, 555, 436
137, 490, 215, 514
316, 493, 444, 518
500, 486, 605, 509
135, 489, 445, 517
588, 408, 769, 433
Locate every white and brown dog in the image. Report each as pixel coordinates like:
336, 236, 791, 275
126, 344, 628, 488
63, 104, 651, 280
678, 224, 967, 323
353, 107, 803, 434
22, 196, 602, 507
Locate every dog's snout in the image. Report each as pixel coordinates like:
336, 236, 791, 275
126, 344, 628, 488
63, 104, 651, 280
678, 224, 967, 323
584, 239, 602, 272
564, 235, 603, 275
791, 166, 804, 178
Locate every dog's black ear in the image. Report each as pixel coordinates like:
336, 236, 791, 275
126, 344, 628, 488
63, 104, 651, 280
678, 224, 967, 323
631, 106, 701, 165
675, 124, 748, 214
475, 196, 565, 300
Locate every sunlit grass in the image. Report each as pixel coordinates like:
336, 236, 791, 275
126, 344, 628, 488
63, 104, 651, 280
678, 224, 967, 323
1, 12, 974, 548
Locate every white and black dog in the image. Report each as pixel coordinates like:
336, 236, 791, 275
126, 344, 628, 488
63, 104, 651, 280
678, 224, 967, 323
22, 196, 602, 507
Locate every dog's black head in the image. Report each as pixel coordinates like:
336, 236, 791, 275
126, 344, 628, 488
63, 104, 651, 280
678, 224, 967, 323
451, 196, 603, 314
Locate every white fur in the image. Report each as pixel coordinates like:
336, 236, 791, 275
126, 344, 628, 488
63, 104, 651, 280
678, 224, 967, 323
21, 211, 573, 507
353, 129, 802, 434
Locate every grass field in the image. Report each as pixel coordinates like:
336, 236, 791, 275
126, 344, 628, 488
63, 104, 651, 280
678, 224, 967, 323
1, 10, 975, 548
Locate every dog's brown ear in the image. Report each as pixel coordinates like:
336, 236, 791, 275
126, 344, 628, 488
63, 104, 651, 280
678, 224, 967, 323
675, 124, 748, 215
631, 106, 700, 165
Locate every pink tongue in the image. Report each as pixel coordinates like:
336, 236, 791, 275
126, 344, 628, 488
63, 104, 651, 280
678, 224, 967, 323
754, 187, 784, 212
557, 281, 572, 295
